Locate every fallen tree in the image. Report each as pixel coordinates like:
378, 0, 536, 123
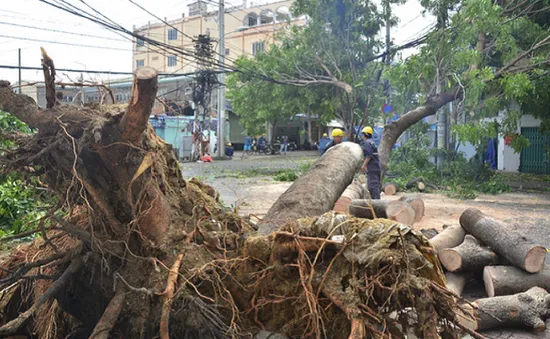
398, 195, 424, 223
0, 53, 475, 339
460, 208, 546, 273
257, 142, 363, 235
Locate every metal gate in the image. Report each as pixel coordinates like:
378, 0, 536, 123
520, 127, 550, 174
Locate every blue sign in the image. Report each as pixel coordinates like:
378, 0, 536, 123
382, 104, 393, 114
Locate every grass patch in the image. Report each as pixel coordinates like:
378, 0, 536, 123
387, 134, 511, 199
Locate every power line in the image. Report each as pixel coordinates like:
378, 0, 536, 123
0, 34, 131, 51
0, 64, 225, 76
0, 21, 127, 42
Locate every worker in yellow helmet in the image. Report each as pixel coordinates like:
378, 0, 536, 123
321, 128, 344, 155
360, 126, 381, 199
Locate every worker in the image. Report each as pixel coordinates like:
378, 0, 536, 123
322, 129, 344, 155
360, 126, 381, 199
318, 133, 331, 155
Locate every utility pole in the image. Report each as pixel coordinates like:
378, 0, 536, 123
384, 1, 391, 104
216, 0, 226, 158
18, 48, 22, 94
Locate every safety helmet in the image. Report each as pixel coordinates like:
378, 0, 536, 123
362, 126, 373, 135
323, 133, 328, 137
331, 128, 344, 137
226, 142, 232, 146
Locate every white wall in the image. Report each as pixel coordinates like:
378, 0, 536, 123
497, 114, 541, 172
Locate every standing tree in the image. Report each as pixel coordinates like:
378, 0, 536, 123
380, 0, 550, 173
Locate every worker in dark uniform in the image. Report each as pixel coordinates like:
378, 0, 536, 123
322, 128, 344, 155
360, 126, 381, 199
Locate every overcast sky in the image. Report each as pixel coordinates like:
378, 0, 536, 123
0, 0, 434, 84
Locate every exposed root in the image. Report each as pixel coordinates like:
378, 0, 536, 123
160, 253, 184, 339
0, 257, 82, 336
89, 285, 126, 339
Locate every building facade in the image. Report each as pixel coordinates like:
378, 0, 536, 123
132, 0, 300, 74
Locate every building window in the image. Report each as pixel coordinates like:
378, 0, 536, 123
136, 38, 145, 47
244, 13, 258, 26
225, 48, 230, 56
136, 59, 145, 68
167, 55, 177, 67
252, 41, 265, 56
168, 29, 178, 40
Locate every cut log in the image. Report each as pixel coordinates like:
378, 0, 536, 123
445, 272, 468, 296
382, 183, 398, 196
334, 182, 366, 213
460, 287, 550, 332
417, 181, 426, 192
484, 266, 550, 297
398, 195, 424, 222
349, 199, 416, 225
429, 225, 466, 253
258, 142, 364, 235
460, 208, 546, 273
439, 235, 499, 272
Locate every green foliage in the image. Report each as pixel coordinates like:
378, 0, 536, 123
387, 0, 550, 153
273, 169, 298, 182
273, 162, 313, 182
388, 134, 511, 199
0, 111, 56, 237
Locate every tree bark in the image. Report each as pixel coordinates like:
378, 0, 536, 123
461, 287, 550, 332
379, 88, 461, 175
382, 183, 398, 196
484, 265, 550, 297
257, 142, 363, 235
333, 182, 366, 213
349, 199, 416, 225
439, 235, 499, 272
429, 225, 466, 253
460, 208, 546, 273
398, 195, 424, 223
120, 67, 158, 143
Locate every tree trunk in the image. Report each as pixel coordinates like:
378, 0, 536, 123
333, 182, 366, 213
439, 235, 499, 272
460, 208, 547, 273
398, 195, 424, 222
484, 265, 550, 297
382, 183, 398, 196
460, 287, 550, 332
379, 88, 461, 176
349, 199, 416, 225
257, 142, 363, 235
429, 225, 466, 253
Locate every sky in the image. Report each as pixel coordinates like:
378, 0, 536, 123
0, 0, 435, 84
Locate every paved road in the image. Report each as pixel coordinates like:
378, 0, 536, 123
180, 151, 318, 216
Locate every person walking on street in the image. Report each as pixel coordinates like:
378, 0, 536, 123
322, 129, 344, 155
360, 126, 381, 199
280, 135, 288, 155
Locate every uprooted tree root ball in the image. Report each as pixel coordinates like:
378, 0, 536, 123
0, 53, 477, 339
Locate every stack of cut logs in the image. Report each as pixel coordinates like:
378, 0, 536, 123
334, 181, 550, 334
334, 180, 425, 225
432, 207, 549, 333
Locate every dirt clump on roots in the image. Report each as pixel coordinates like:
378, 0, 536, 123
0, 55, 473, 339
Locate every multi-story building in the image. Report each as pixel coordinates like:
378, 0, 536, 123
132, 0, 299, 73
